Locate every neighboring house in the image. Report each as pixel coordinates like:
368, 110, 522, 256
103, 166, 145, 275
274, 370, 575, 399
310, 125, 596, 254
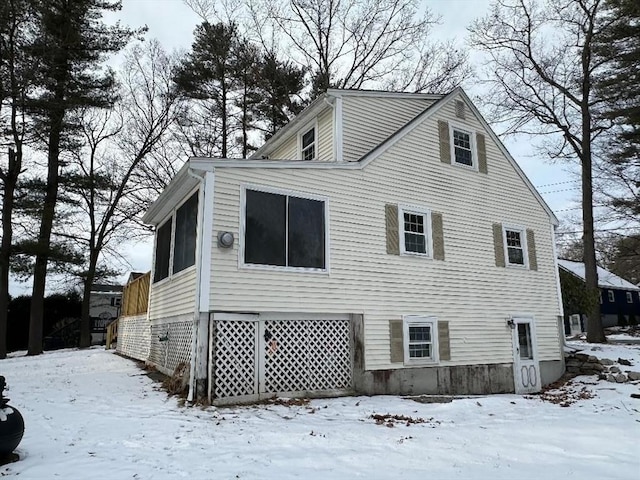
558, 259, 640, 331
89, 284, 123, 345
134, 88, 565, 404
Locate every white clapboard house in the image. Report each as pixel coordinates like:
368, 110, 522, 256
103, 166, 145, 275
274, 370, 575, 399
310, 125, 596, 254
131, 88, 566, 404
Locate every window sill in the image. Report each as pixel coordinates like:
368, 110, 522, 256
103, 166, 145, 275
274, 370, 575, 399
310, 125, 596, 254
506, 263, 528, 270
400, 251, 433, 258
451, 161, 478, 172
240, 262, 329, 275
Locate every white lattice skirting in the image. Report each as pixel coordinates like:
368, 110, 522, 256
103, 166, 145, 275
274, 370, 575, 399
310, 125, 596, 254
149, 320, 194, 376
116, 314, 151, 362
211, 318, 352, 401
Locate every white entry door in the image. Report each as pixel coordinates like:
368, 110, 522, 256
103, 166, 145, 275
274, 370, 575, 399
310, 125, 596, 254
511, 317, 541, 394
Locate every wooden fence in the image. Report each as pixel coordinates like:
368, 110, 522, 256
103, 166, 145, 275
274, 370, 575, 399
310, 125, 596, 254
121, 272, 150, 316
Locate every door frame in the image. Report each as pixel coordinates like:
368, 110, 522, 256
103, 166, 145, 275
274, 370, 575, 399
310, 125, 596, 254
510, 315, 541, 394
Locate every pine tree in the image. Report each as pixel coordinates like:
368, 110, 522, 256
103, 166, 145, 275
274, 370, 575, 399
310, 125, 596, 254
175, 22, 240, 158
594, 0, 640, 219
25, 0, 142, 355
255, 51, 306, 140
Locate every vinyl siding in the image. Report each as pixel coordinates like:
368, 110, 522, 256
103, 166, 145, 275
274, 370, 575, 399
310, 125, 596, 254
317, 108, 333, 161
208, 92, 561, 370
270, 108, 334, 161
148, 264, 197, 320
270, 135, 297, 160
342, 96, 436, 162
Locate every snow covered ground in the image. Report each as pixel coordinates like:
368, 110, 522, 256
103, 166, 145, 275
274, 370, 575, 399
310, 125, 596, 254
1, 345, 639, 480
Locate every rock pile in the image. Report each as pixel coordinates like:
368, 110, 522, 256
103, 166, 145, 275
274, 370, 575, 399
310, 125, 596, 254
565, 353, 640, 383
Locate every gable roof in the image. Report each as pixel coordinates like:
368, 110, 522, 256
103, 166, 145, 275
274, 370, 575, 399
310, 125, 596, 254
146, 87, 558, 226
558, 259, 640, 291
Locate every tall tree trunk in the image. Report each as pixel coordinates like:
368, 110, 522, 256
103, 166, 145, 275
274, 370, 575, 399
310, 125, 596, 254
79, 253, 98, 348
582, 145, 605, 343
221, 80, 227, 158
28, 113, 62, 356
0, 148, 19, 359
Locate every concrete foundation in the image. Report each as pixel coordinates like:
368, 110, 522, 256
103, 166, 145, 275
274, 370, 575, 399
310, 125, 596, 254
539, 359, 565, 385
353, 363, 515, 396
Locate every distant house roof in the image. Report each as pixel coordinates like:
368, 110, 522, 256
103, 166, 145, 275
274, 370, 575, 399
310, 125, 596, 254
558, 259, 640, 291
91, 284, 124, 294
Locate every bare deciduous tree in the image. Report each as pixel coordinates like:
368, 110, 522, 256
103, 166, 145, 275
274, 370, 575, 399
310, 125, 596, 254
249, 0, 470, 94
66, 40, 181, 348
469, 0, 614, 342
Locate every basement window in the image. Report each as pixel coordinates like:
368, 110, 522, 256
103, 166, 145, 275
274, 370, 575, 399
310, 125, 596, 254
403, 316, 439, 364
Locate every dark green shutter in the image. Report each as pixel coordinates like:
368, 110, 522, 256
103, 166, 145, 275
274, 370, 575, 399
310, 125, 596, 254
493, 223, 505, 267
527, 228, 538, 271
438, 321, 451, 361
477, 133, 488, 174
389, 320, 404, 363
438, 120, 451, 164
432, 212, 445, 261
385, 204, 400, 255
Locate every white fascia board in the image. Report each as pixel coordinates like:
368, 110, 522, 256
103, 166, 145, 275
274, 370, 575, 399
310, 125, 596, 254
142, 163, 200, 226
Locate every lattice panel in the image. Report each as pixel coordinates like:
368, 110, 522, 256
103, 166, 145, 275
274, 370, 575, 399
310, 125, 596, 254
263, 319, 351, 394
306, 320, 351, 390
117, 314, 151, 361
264, 320, 309, 393
212, 320, 257, 399
149, 321, 193, 375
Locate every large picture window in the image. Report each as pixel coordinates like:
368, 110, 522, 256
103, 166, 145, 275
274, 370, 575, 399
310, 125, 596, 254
244, 188, 326, 270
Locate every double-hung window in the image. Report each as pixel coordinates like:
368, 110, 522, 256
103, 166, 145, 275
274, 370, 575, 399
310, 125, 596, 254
243, 187, 327, 271
449, 124, 475, 168
399, 206, 431, 257
403, 316, 438, 363
300, 125, 316, 161
627, 292, 633, 303
608, 290, 615, 303
503, 226, 526, 267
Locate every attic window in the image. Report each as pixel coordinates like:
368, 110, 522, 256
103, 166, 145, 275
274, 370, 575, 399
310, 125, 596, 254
300, 125, 316, 161
451, 128, 474, 167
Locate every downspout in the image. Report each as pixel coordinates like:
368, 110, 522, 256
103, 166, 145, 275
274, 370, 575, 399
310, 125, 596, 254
187, 167, 206, 402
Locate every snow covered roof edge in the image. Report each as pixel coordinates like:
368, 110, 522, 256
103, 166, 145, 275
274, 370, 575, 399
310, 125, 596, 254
558, 259, 640, 291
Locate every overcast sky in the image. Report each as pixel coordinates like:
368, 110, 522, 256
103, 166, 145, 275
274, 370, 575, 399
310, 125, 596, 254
9, 0, 579, 296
